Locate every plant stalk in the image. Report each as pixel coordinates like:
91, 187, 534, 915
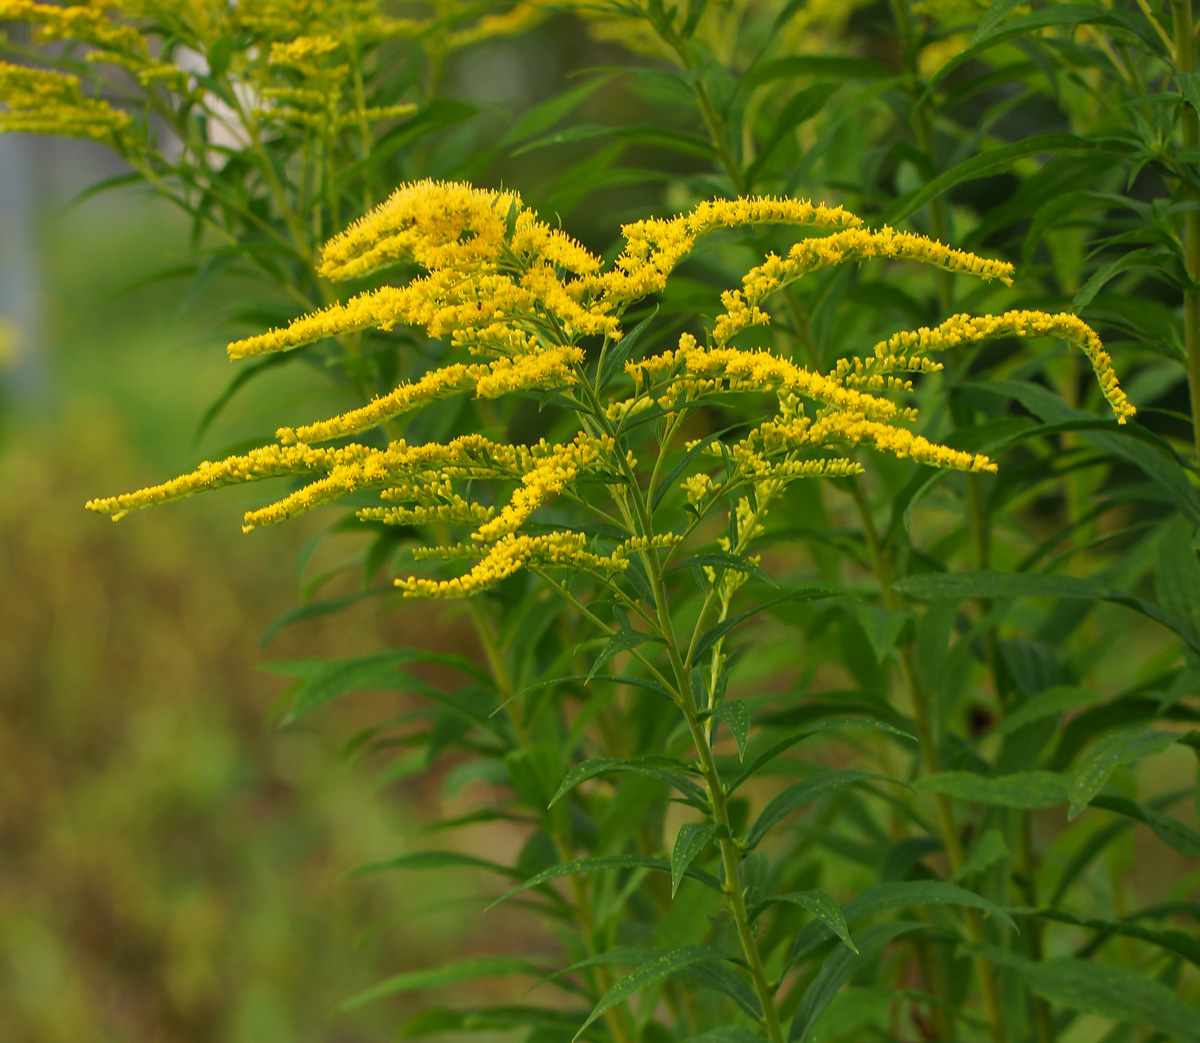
1173, 0, 1200, 467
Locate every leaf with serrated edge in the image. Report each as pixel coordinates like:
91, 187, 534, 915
916, 771, 1068, 808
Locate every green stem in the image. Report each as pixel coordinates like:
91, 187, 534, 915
850, 479, 1008, 1043
1173, 0, 1200, 467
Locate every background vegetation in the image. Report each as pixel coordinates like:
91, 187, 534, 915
2, 2, 1199, 1042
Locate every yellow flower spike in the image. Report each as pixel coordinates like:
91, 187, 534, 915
275, 345, 582, 446
869, 309, 1136, 423
712, 227, 1014, 346
357, 500, 496, 528
397, 530, 624, 599
0, 1, 145, 52
633, 338, 901, 421
84, 442, 364, 519
0, 62, 134, 147
472, 434, 612, 544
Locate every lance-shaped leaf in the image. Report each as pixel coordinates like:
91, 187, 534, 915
960, 945, 1200, 1043
1089, 793, 1200, 858
1025, 908, 1200, 969
490, 854, 722, 910
586, 628, 664, 682
693, 588, 842, 662
789, 922, 924, 1041
747, 770, 894, 850
986, 686, 1100, 742
787, 880, 1018, 967
336, 956, 548, 1013
347, 850, 525, 881
710, 700, 750, 761
671, 823, 719, 897
916, 771, 1069, 809
573, 946, 729, 1040
769, 890, 857, 953
1068, 727, 1179, 818
549, 756, 708, 807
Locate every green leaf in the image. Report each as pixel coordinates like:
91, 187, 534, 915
347, 850, 524, 881
1157, 515, 1200, 643
978, 379, 1200, 523
1180, 72, 1200, 120
1069, 727, 1179, 819
740, 55, 890, 92
892, 134, 1137, 223
498, 71, 619, 147
770, 890, 857, 953
491, 854, 721, 910
953, 827, 1010, 883
1029, 908, 1200, 969
916, 771, 1068, 809
712, 700, 750, 760
693, 588, 842, 662
336, 956, 543, 1013
747, 769, 892, 850
260, 587, 395, 647
747, 82, 840, 187
574, 947, 726, 1040
682, 1028, 766, 1043
973, 0, 1026, 39
670, 552, 776, 588
894, 570, 1200, 655
988, 686, 1101, 741
963, 947, 1200, 1043
599, 309, 657, 392
1089, 793, 1200, 858
264, 651, 428, 725
789, 922, 924, 1041
1073, 248, 1158, 308
671, 823, 719, 897
586, 628, 663, 682
729, 716, 915, 794
787, 880, 1017, 967
549, 756, 707, 807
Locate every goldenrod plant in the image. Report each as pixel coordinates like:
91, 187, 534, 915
7, 2, 1200, 1042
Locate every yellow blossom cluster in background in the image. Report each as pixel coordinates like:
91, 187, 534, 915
86, 180, 1135, 600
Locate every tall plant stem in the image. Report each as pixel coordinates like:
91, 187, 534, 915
1173, 0, 1200, 467
850, 479, 1009, 1043
468, 598, 635, 1043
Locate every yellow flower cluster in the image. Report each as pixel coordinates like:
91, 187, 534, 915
712, 226, 1015, 346
88, 179, 1135, 602
0, 61, 133, 146
860, 309, 1136, 423
0, 1, 143, 52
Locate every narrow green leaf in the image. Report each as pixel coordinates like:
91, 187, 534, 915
963, 948, 1200, 1043
973, 0, 1026, 39
498, 71, 619, 147
491, 854, 721, 910
586, 628, 663, 682
789, 922, 924, 1041
729, 716, 915, 794
952, 828, 1010, 883
599, 309, 657, 392
1179, 72, 1200, 119
670, 552, 776, 588
895, 570, 1200, 655
264, 651, 424, 725
671, 823, 718, 897
549, 756, 707, 807
713, 700, 750, 760
787, 880, 1017, 968
693, 588, 841, 662
1029, 908, 1200, 968
988, 686, 1101, 741
682, 1028, 766, 1043
1157, 515, 1200, 643
336, 956, 542, 1013
892, 134, 1137, 223
747, 83, 839, 186
1069, 727, 1179, 819
771, 890, 857, 953
741, 56, 890, 92
347, 851, 524, 881
574, 947, 725, 1040
1090, 793, 1200, 858
747, 769, 892, 849
916, 771, 1069, 809
1073, 248, 1157, 308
